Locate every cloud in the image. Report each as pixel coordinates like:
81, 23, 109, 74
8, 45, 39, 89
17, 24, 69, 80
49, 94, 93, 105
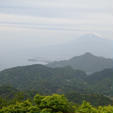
0, 12, 112, 32
0, 0, 112, 39
1, 0, 111, 9
0, 0, 112, 16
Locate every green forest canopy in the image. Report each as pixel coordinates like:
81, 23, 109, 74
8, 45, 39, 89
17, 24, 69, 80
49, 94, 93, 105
0, 93, 113, 113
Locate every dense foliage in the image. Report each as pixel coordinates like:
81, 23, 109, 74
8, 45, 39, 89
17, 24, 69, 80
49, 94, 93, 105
65, 91, 113, 106
0, 65, 87, 93
0, 93, 113, 113
86, 69, 113, 96
0, 64, 112, 96
0, 56, 112, 113
0, 86, 113, 108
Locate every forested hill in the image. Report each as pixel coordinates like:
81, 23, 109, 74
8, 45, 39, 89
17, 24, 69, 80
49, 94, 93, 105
0, 64, 87, 94
0, 85, 113, 107
0, 64, 113, 96
47, 52, 113, 73
86, 68, 113, 96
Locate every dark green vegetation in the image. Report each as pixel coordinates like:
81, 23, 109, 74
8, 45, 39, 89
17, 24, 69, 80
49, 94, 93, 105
0, 93, 113, 113
0, 86, 113, 107
0, 53, 113, 112
86, 69, 113, 96
65, 91, 113, 106
47, 53, 113, 73
0, 64, 112, 96
0, 65, 87, 94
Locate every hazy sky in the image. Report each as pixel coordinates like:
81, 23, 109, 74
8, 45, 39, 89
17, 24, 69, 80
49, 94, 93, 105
0, 0, 112, 45
0, 0, 112, 69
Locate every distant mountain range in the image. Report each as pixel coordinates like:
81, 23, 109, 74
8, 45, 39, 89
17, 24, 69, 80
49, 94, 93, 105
0, 64, 112, 96
0, 33, 112, 70
47, 52, 113, 73
38, 34, 113, 59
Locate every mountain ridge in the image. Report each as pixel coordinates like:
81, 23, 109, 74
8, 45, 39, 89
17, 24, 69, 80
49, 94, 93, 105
47, 52, 113, 73
0, 63, 112, 96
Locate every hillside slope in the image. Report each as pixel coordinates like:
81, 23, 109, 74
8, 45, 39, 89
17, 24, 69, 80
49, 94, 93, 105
0, 64, 113, 96
0, 64, 87, 94
86, 68, 113, 96
47, 53, 113, 73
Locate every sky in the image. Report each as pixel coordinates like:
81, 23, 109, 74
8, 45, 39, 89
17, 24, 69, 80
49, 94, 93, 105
0, 0, 112, 43
0, 0, 112, 69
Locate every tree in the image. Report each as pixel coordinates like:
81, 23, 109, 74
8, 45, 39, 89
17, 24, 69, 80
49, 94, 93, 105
76, 101, 97, 113
39, 94, 74, 113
